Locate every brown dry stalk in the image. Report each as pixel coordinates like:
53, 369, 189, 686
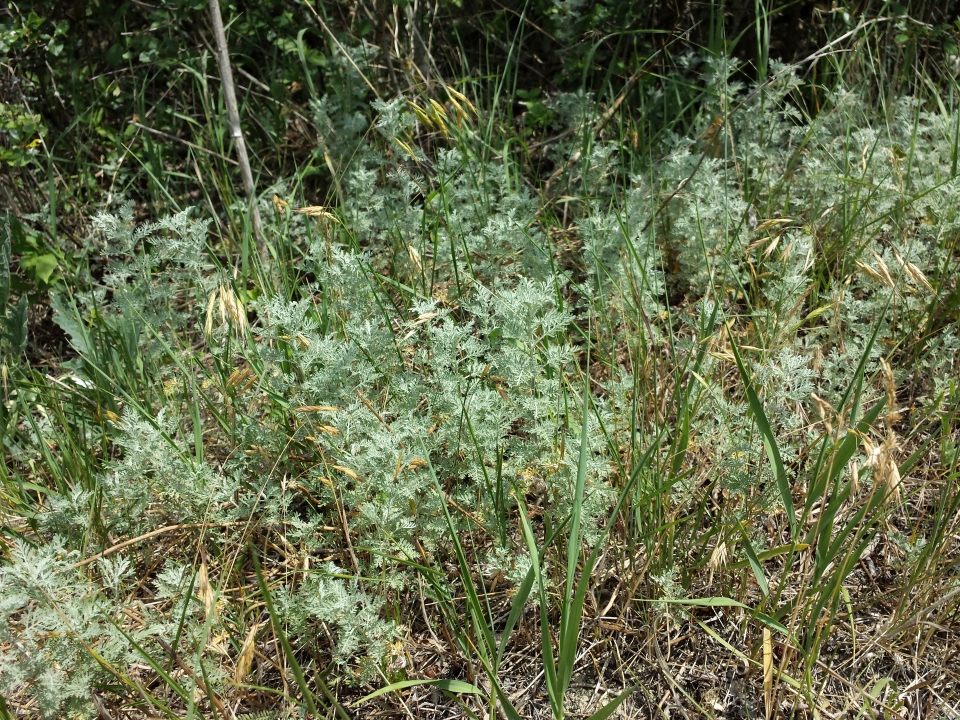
73, 521, 248, 568
157, 637, 229, 717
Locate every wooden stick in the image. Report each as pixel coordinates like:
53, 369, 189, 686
208, 0, 267, 264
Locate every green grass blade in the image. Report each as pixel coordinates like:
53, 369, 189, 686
421, 448, 498, 665
805, 398, 886, 514
583, 686, 637, 720
497, 564, 536, 667
729, 335, 796, 536
736, 521, 770, 598
557, 383, 592, 697
356, 678, 484, 705
515, 490, 561, 718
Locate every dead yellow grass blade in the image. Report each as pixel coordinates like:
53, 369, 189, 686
234, 623, 261, 685
332, 464, 361, 481
763, 628, 773, 720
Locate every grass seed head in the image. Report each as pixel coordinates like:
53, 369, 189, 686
205, 284, 248, 340
297, 205, 337, 220
857, 431, 902, 502
880, 358, 901, 424
407, 243, 422, 272
872, 252, 896, 288
407, 100, 435, 129
893, 250, 934, 294
332, 464, 360, 481
856, 259, 895, 289
708, 540, 728, 571
234, 623, 261, 684
811, 393, 836, 435
445, 84, 477, 115
197, 558, 215, 619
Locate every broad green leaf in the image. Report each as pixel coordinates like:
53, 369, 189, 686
21, 252, 58, 284
50, 294, 90, 355
737, 522, 770, 597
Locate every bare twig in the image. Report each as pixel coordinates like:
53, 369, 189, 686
234, 64, 271, 92
544, 71, 643, 191
301, 0, 382, 100
129, 121, 239, 166
208, 0, 267, 263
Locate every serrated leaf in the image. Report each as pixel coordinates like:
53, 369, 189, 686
0, 214, 10, 310
50, 294, 90, 355
3, 294, 28, 355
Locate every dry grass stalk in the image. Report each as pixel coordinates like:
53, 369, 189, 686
763, 628, 773, 720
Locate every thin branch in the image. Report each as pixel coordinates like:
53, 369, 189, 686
129, 121, 240, 166
301, 0, 382, 100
